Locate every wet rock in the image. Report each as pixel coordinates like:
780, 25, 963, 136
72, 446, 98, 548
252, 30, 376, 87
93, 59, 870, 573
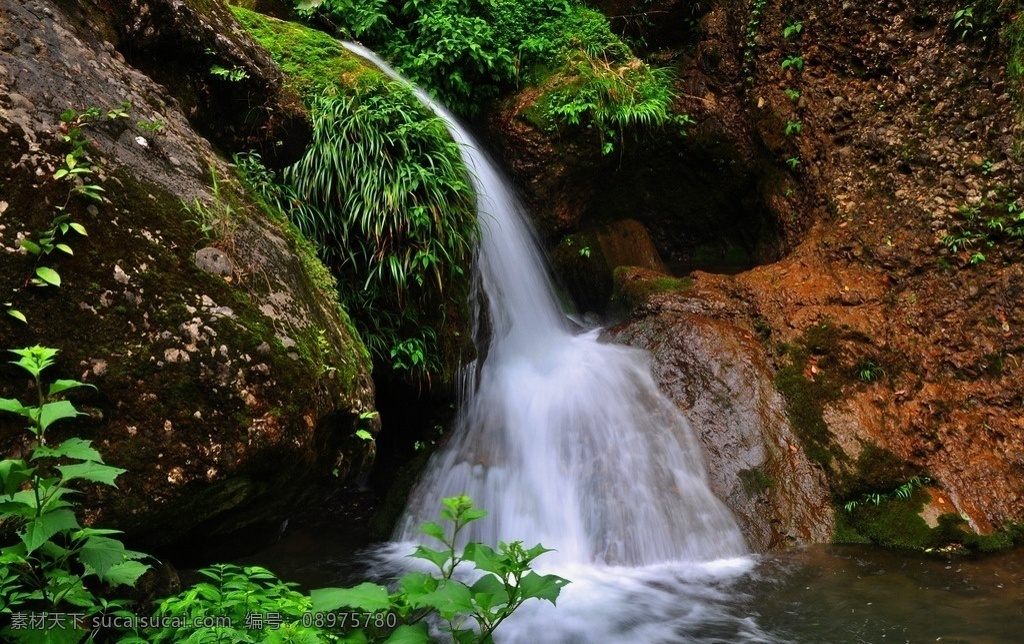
609, 312, 833, 550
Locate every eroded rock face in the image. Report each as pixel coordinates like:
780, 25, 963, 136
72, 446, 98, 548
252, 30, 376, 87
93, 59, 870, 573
608, 299, 833, 550
0, 0, 375, 550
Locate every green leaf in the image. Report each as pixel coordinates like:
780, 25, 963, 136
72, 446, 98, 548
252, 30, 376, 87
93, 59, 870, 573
54, 244, 73, 255
35, 266, 61, 287
384, 624, 431, 644
0, 397, 30, 418
398, 571, 438, 599
518, 571, 569, 604
355, 429, 373, 441
21, 508, 80, 553
310, 582, 390, 612
469, 574, 506, 612
69, 222, 87, 235
39, 400, 83, 432
409, 579, 474, 620
20, 239, 42, 255
0, 459, 32, 496
79, 535, 139, 578
47, 379, 95, 397
32, 437, 102, 462
465, 542, 504, 575
57, 461, 125, 487
6, 309, 27, 323
409, 544, 451, 571
100, 560, 152, 587
419, 521, 446, 543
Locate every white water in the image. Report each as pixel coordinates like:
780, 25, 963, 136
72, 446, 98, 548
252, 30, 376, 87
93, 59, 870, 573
343, 43, 754, 640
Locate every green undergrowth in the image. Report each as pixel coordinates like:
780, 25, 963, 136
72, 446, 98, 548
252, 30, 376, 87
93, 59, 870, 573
835, 488, 1024, 553
297, 0, 680, 151
233, 7, 477, 382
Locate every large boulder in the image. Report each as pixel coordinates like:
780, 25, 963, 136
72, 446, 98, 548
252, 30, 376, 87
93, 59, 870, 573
0, 0, 375, 550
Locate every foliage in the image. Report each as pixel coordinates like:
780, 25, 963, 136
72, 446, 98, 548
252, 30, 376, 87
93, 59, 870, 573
783, 21, 803, 39
843, 476, 930, 512
4, 106, 120, 323
181, 167, 238, 249
311, 495, 569, 642
298, 0, 681, 142
230, 6, 379, 96
540, 50, 678, 154
780, 55, 804, 72
855, 359, 885, 383
941, 190, 1024, 266
237, 84, 477, 379
0, 347, 150, 636
784, 119, 803, 136
136, 496, 567, 643
133, 564, 328, 643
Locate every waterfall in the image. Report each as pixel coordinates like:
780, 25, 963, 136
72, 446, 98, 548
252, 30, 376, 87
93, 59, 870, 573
342, 42, 746, 566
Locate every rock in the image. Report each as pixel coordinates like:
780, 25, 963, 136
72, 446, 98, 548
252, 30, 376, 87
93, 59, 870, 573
0, 0, 376, 552
194, 246, 234, 276
609, 312, 833, 550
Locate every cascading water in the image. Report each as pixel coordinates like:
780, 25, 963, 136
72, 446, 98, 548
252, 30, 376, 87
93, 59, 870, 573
344, 43, 762, 641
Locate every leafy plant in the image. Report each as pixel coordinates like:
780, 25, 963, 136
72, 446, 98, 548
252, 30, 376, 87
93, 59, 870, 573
941, 190, 1024, 266
783, 20, 804, 39
953, 6, 977, 40
785, 119, 804, 136
209, 64, 250, 82
137, 496, 567, 643
844, 476, 931, 512
311, 495, 569, 642
855, 359, 885, 382
270, 84, 477, 378
541, 50, 677, 153
182, 167, 238, 249
135, 564, 325, 643
786, 156, 801, 169
784, 88, 801, 101
136, 119, 166, 134
0, 347, 150, 630
781, 55, 805, 72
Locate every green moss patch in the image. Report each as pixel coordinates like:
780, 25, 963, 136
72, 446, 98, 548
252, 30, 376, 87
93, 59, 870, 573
774, 321, 846, 473
230, 6, 381, 96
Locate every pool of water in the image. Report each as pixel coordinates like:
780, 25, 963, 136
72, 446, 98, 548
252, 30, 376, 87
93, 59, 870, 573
244, 528, 1024, 643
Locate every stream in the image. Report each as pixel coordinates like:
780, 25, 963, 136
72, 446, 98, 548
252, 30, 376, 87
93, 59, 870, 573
246, 531, 1024, 643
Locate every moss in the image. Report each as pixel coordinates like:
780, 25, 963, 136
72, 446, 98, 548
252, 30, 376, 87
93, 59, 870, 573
610, 266, 693, 312
836, 490, 1024, 554
738, 467, 776, 496
774, 321, 847, 474
836, 490, 936, 550
230, 6, 382, 97
836, 442, 919, 502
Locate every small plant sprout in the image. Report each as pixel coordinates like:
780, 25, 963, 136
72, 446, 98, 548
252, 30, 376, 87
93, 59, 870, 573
786, 156, 801, 169
785, 120, 804, 136
781, 55, 805, 72
783, 21, 803, 39
784, 88, 801, 101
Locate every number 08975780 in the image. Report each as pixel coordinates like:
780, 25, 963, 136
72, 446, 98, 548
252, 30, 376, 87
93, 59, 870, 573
300, 611, 398, 629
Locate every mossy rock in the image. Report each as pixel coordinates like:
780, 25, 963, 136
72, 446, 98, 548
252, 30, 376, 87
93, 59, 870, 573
0, 0, 376, 551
